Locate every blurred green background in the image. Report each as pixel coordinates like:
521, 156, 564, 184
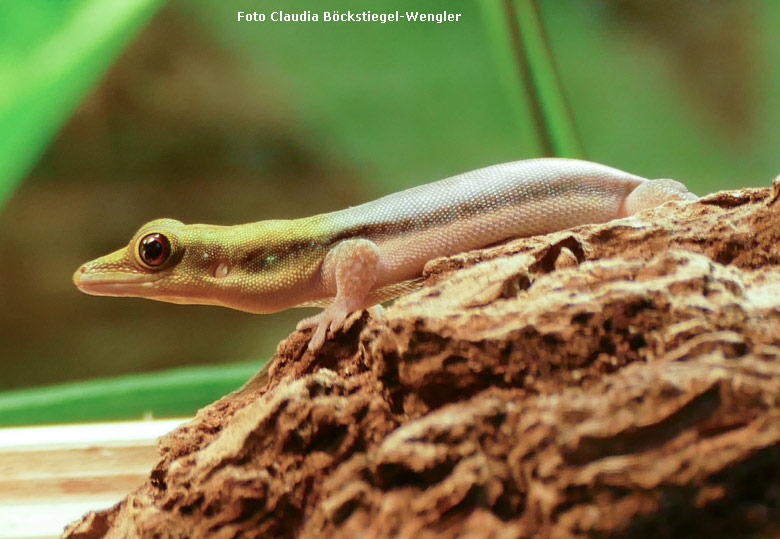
1, 0, 778, 424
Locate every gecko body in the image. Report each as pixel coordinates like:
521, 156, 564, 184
74, 158, 697, 350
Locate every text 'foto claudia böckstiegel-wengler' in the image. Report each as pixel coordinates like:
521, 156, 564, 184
236, 10, 463, 23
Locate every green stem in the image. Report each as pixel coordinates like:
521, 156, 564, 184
512, 0, 582, 157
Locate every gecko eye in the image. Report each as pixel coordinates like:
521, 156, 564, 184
138, 233, 170, 267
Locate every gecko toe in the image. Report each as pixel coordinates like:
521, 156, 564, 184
308, 322, 328, 351
297, 314, 320, 331
329, 313, 347, 333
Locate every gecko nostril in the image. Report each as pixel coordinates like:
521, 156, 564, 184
80, 266, 86, 274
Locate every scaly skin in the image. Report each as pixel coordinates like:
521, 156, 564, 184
74, 158, 697, 351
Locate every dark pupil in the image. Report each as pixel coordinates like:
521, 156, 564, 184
143, 239, 163, 260
140, 234, 168, 265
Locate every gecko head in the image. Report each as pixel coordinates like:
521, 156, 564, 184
75, 217, 322, 313
73, 218, 190, 301
73, 218, 303, 312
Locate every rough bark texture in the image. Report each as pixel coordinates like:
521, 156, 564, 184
65, 180, 780, 538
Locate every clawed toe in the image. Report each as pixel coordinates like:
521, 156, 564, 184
296, 314, 320, 331
299, 304, 364, 351
328, 311, 349, 333
308, 322, 329, 351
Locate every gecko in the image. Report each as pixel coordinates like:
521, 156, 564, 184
74, 158, 697, 353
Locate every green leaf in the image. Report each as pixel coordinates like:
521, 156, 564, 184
0, 0, 161, 210
0, 362, 263, 426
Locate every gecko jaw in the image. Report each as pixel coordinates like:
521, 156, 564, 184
73, 268, 164, 297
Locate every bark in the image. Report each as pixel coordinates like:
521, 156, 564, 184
65, 179, 780, 538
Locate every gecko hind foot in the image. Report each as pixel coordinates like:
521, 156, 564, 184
622, 178, 698, 216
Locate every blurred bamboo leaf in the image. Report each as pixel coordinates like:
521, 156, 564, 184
477, 1, 542, 155
0, 0, 161, 210
510, 0, 582, 157
479, 0, 581, 157
0, 362, 263, 426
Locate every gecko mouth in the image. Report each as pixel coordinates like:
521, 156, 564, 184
73, 269, 163, 297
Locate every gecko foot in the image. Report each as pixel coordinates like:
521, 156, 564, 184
622, 178, 698, 216
297, 303, 386, 352
297, 302, 352, 351
297, 238, 382, 352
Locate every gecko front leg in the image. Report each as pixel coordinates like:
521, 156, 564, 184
297, 238, 381, 351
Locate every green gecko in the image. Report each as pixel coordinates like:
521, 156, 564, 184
74, 158, 697, 351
